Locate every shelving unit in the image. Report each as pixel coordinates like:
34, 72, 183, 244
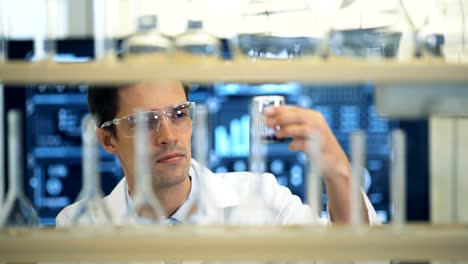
1, 224, 468, 262
1, 59, 468, 262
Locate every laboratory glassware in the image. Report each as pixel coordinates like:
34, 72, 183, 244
397, 0, 448, 60
390, 129, 406, 228
226, 98, 277, 225
251, 95, 285, 143
93, 0, 116, 62
33, 0, 58, 62
182, 103, 217, 224
350, 130, 365, 227
174, 19, 221, 62
306, 132, 322, 223
126, 110, 167, 225
0, 110, 39, 227
70, 115, 113, 226
236, 0, 331, 60
122, 14, 173, 63
329, 0, 405, 61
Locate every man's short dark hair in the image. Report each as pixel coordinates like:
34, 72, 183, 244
87, 83, 190, 134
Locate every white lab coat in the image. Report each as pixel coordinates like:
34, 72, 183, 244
56, 159, 381, 226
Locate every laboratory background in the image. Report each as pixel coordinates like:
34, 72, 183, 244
0, 0, 467, 262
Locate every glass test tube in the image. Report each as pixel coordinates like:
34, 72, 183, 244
390, 129, 406, 227
306, 132, 322, 223
185, 104, 216, 224
93, 0, 116, 62
71, 115, 112, 226
350, 131, 366, 227
0, 110, 39, 227
128, 110, 166, 224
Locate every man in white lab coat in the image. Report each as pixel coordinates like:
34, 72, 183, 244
56, 81, 380, 226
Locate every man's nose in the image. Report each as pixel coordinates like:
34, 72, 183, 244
153, 118, 178, 145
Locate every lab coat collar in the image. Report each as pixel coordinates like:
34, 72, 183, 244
104, 159, 240, 224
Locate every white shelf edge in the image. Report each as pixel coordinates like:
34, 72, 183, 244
1, 60, 468, 84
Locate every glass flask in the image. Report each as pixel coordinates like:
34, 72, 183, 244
235, 0, 334, 60
70, 115, 113, 226
0, 110, 39, 227
126, 110, 167, 225
181, 104, 217, 224
226, 98, 277, 225
122, 15, 173, 63
174, 19, 221, 62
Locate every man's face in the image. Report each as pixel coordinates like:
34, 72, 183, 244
106, 82, 192, 191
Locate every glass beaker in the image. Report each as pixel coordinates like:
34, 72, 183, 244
251, 95, 285, 143
70, 114, 113, 226
0, 110, 39, 227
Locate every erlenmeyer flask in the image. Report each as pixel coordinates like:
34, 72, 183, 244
70, 114, 113, 226
181, 104, 217, 224
236, 0, 331, 60
126, 110, 167, 225
0, 110, 39, 227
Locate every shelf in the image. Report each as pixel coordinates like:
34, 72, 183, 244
1, 60, 468, 84
0, 224, 467, 262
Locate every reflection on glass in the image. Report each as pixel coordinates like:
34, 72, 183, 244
71, 115, 113, 226
0, 110, 39, 227
126, 110, 166, 225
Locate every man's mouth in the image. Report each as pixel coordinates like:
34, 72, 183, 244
156, 152, 185, 164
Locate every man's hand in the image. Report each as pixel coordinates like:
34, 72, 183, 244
264, 105, 369, 223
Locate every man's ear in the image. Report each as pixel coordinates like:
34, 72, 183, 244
96, 128, 117, 154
